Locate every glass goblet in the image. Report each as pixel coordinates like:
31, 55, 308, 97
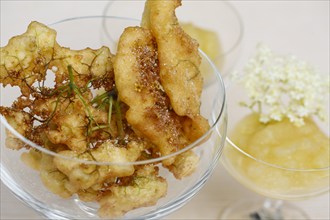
0, 16, 227, 219
221, 78, 329, 219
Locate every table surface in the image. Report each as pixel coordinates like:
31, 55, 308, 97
1, 1, 329, 219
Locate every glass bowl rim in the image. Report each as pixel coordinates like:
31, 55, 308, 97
102, 0, 245, 59
213, 0, 244, 58
0, 15, 227, 166
225, 137, 330, 172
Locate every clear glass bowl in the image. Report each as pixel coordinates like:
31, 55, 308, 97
102, 0, 244, 77
220, 78, 329, 219
0, 16, 227, 219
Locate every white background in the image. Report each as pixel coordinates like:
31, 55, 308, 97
1, 1, 329, 219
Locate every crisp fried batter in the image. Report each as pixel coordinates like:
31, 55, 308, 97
1, 1, 213, 217
114, 26, 206, 178
0, 106, 33, 150
98, 164, 167, 218
47, 115, 88, 152
21, 149, 42, 170
54, 150, 99, 190
54, 140, 145, 190
115, 27, 202, 167
114, 27, 184, 165
142, 0, 203, 118
39, 153, 74, 198
167, 150, 199, 179
91, 140, 144, 178
29, 90, 112, 153
49, 45, 114, 89
0, 21, 115, 95
42, 94, 91, 153
0, 22, 56, 96
141, 0, 210, 142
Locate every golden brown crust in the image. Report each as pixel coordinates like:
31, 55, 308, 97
1, 2, 212, 217
114, 27, 187, 166
0, 22, 56, 96
0, 21, 115, 96
98, 164, 167, 218
141, 0, 210, 143
114, 27, 205, 179
0, 106, 33, 150
141, 0, 203, 118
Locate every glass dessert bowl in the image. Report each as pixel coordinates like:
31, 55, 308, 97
0, 16, 227, 219
103, 0, 244, 78
221, 45, 330, 219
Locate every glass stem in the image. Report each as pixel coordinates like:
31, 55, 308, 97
250, 199, 283, 220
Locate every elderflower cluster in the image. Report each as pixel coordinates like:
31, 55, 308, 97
233, 44, 329, 126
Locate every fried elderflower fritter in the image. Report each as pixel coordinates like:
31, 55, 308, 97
167, 150, 200, 179
0, 21, 114, 95
49, 46, 114, 89
39, 153, 75, 198
115, 27, 185, 166
142, 0, 203, 117
98, 164, 167, 218
1, 22, 56, 96
113, 27, 199, 175
114, 26, 204, 178
141, 0, 210, 141
1, 0, 213, 217
53, 140, 145, 190
0, 106, 33, 150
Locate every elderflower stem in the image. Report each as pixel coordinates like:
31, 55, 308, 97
108, 96, 113, 127
114, 98, 124, 141
67, 65, 95, 124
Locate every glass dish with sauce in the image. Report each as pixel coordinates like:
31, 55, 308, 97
220, 47, 330, 219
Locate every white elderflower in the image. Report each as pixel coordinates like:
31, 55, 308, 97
234, 43, 329, 126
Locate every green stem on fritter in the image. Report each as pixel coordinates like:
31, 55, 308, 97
114, 97, 124, 142
91, 91, 110, 105
108, 96, 113, 127
67, 65, 94, 123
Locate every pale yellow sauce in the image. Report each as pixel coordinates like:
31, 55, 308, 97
225, 113, 329, 196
